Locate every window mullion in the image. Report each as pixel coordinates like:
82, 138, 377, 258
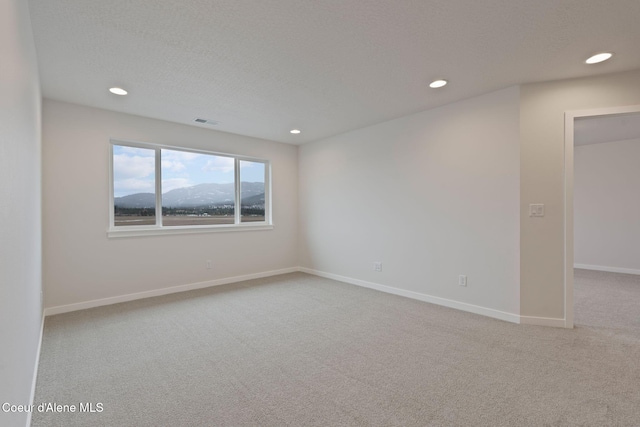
265, 162, 271, 224
234, 158, 241, 224
109, 143, 115, 228
155, 149, 162, 227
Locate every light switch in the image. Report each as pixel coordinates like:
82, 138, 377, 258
529, 204, 545, 217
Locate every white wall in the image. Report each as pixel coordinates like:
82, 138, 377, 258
574, 139, 640, 274
520, 69, 640, 322
42, 100, 298, 309
0, 0, 43, 426
299, 87, 521, 319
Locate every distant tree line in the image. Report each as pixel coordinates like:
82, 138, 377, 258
240, 207, 265, 216
114, 207, 155, 216
162, 205, 235, 216
115, 205, 264, 217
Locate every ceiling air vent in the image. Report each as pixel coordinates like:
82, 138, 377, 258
194, 118, 219, 126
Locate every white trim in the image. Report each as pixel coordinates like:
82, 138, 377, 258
574, 264, 640, 276
299, 267, 520, 324
564, 104, 640, 330
41, 266, 582, 328
108, 143, 115, 229
109, 138, 272, 232
109, 137, 269, 163
154, 148, 162, 227
564, 112, 575, 329
265, 162, 273, 224
107, 223, 273, 238
43, 267, 298, 316
520, 315, 567, 328
26, 313, 45, 427
234, 158, 241, 224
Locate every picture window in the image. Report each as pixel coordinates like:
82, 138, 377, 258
110, 140, 270, 235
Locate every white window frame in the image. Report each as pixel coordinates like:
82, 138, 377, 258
108, 139, 272, 238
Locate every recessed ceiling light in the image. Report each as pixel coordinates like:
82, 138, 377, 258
585, 53, 613, 64
109, 87, 128, 95
290, 129, 301, 134
429, 79, 448, 89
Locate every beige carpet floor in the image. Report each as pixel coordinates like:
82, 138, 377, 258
31, 270, 640, 426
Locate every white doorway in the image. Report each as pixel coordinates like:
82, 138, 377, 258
564, 105, 640, 328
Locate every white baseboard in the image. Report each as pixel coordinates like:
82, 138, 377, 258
42, 266, 570, 329
298, 267, 520, 324
43, 267, 299, 316
519, 315, 567, 328
26, 312, 45, 427
574, 264, 640, 276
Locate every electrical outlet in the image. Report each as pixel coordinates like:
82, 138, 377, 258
206, 260, 212, 269
459, 275, 467, 287
373, 262, 382, 272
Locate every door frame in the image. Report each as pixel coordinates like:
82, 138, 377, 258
564, 104, 640, 328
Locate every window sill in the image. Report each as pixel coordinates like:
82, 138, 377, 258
107, 223, 274, 238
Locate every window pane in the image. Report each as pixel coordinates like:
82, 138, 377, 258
240, 160, 266, 223
161, 149, 235, 226
113, 145, 156, 226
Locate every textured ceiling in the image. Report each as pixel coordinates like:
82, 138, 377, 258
28, 0, 640, 144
